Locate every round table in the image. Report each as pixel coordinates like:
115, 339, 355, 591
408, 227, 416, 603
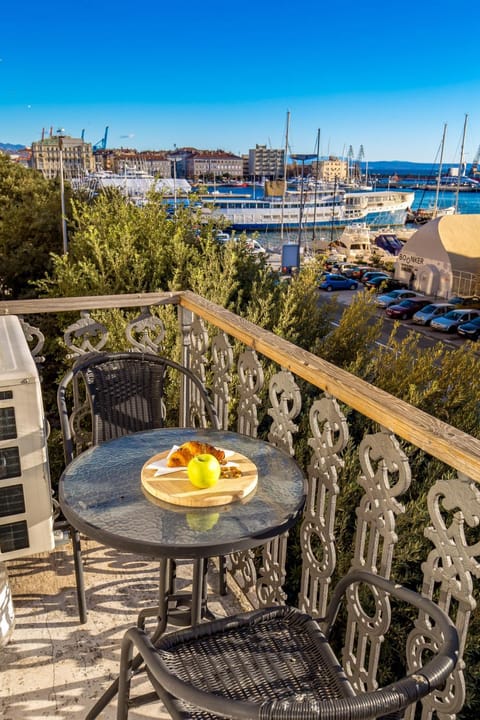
59, 428, 306, 560
60, 428, 306, 719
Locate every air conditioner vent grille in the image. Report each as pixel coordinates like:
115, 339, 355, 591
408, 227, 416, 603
0, 519, 29, 553
0, 446, 21, 480
0, 484, 26, 518
0, 406, 17, 441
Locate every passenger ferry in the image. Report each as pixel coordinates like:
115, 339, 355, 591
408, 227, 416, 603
201, 188, 415, 231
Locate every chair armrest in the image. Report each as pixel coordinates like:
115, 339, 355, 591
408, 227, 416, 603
322, 569, 459, 690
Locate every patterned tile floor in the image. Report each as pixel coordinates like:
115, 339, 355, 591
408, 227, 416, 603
1, 539, 240, 719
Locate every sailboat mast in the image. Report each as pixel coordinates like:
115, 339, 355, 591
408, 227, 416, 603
280, 110, 290, 242
312, 128, 321, 242
434, 123, 447, 215
455, 113, 468, 213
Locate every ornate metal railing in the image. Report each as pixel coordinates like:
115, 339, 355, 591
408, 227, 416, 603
2, 290, 480, 719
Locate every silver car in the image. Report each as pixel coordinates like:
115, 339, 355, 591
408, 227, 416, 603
412, 302, 456, 326
430, 308, 480, 332
375, 289, 424, 308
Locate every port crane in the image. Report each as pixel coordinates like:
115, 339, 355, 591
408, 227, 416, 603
92, 127, 109, 151
348, 145, 365, 183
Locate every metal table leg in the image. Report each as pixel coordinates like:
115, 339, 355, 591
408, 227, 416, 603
86, 558, 171, 720
87, 556, 212, 719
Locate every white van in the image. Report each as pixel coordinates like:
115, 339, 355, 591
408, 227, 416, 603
246, 238, 267, 255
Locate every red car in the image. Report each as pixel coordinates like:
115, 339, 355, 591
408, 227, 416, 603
385, 298, 431, 320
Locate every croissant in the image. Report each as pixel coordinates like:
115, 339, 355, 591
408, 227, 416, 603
167, 441, 226, 467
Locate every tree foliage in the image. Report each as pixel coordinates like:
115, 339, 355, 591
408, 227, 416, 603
37, 191, 332, 339
0, 153, 66, 299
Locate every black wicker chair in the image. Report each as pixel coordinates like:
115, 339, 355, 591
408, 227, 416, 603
116, 569, 458, 720
56, 352, 220, 623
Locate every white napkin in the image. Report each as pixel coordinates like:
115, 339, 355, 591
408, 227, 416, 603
146, 446, 235, 477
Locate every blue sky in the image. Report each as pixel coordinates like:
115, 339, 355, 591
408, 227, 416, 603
1, 0, 479, 162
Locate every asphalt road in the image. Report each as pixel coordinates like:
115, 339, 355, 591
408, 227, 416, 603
317, 286, 467, 352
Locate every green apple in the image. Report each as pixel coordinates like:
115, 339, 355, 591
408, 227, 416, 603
187, 453, 221, 489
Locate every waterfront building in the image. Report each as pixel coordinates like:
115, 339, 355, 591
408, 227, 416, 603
241, 154, 249, 178
139, 152, 172, 177
248, 144, 284, 180
31, 133, 95, 179
185, 150, 243, 180
313, 156, 348, 183
93, 149, 170, 178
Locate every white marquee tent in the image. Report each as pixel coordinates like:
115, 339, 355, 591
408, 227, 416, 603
396, 215, 480, 298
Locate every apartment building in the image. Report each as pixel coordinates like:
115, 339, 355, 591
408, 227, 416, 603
185, 150, 243, 180
31, 134, 95, 179
248, 144, 284, 179
314, 156, 348, 183
94, 149, 172, 177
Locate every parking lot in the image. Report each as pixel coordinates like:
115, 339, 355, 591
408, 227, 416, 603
317, 284, 473, 350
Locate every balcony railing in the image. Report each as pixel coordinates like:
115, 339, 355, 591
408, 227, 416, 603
2, 289, 480, 719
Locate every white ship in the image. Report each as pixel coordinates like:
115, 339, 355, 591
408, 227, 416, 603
202, 188, 415, 231
72, 170, 191, 202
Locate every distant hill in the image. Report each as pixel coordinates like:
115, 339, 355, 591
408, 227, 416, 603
0, 142, 26, 153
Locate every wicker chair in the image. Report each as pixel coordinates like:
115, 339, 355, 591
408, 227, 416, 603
116, 569, 458, 720
56, 352, 220, 623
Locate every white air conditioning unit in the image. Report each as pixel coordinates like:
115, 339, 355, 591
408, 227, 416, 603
0, 315, 54, 560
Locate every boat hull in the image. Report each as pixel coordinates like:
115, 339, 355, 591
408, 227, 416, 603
205, 190, 414, 231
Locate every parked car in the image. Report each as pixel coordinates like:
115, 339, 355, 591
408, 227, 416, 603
346, 265, 374, 279
361, 271, 391, 285
217, 234, 267, 256
449, 295, 480, 309
319, 274, 359, 292
457, 315, 480, 340
430, 308, 480, 333
339, 262, 360, 274
375, 289, 424, 308
364, 276, 407, 291
246, 238, 267, 255
385, 298, 431, 320
412, 303, 456, 326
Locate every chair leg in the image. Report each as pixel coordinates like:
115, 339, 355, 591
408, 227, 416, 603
117, 632, 135, 720
70, 526, 87, 624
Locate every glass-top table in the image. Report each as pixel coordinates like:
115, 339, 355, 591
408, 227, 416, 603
60, 428, 306, 719
59, 428, 306, 560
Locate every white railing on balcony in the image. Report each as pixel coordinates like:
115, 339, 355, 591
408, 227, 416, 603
1, 290, 480, 720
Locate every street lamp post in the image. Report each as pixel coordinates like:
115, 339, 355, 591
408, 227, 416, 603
57, 130, 68, 254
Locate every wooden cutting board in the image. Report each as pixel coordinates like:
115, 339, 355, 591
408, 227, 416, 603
141, 450, 258, 508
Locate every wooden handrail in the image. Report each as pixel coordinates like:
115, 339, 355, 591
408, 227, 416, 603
0, 292, 182, 315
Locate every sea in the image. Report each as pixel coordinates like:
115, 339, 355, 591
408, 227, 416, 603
211, 185, 480, 253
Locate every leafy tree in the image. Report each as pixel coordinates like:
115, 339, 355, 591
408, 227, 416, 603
318, 290, 383, 371
0, 153, 66, 299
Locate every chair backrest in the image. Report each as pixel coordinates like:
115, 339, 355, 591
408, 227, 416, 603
57, 352, 219, 464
